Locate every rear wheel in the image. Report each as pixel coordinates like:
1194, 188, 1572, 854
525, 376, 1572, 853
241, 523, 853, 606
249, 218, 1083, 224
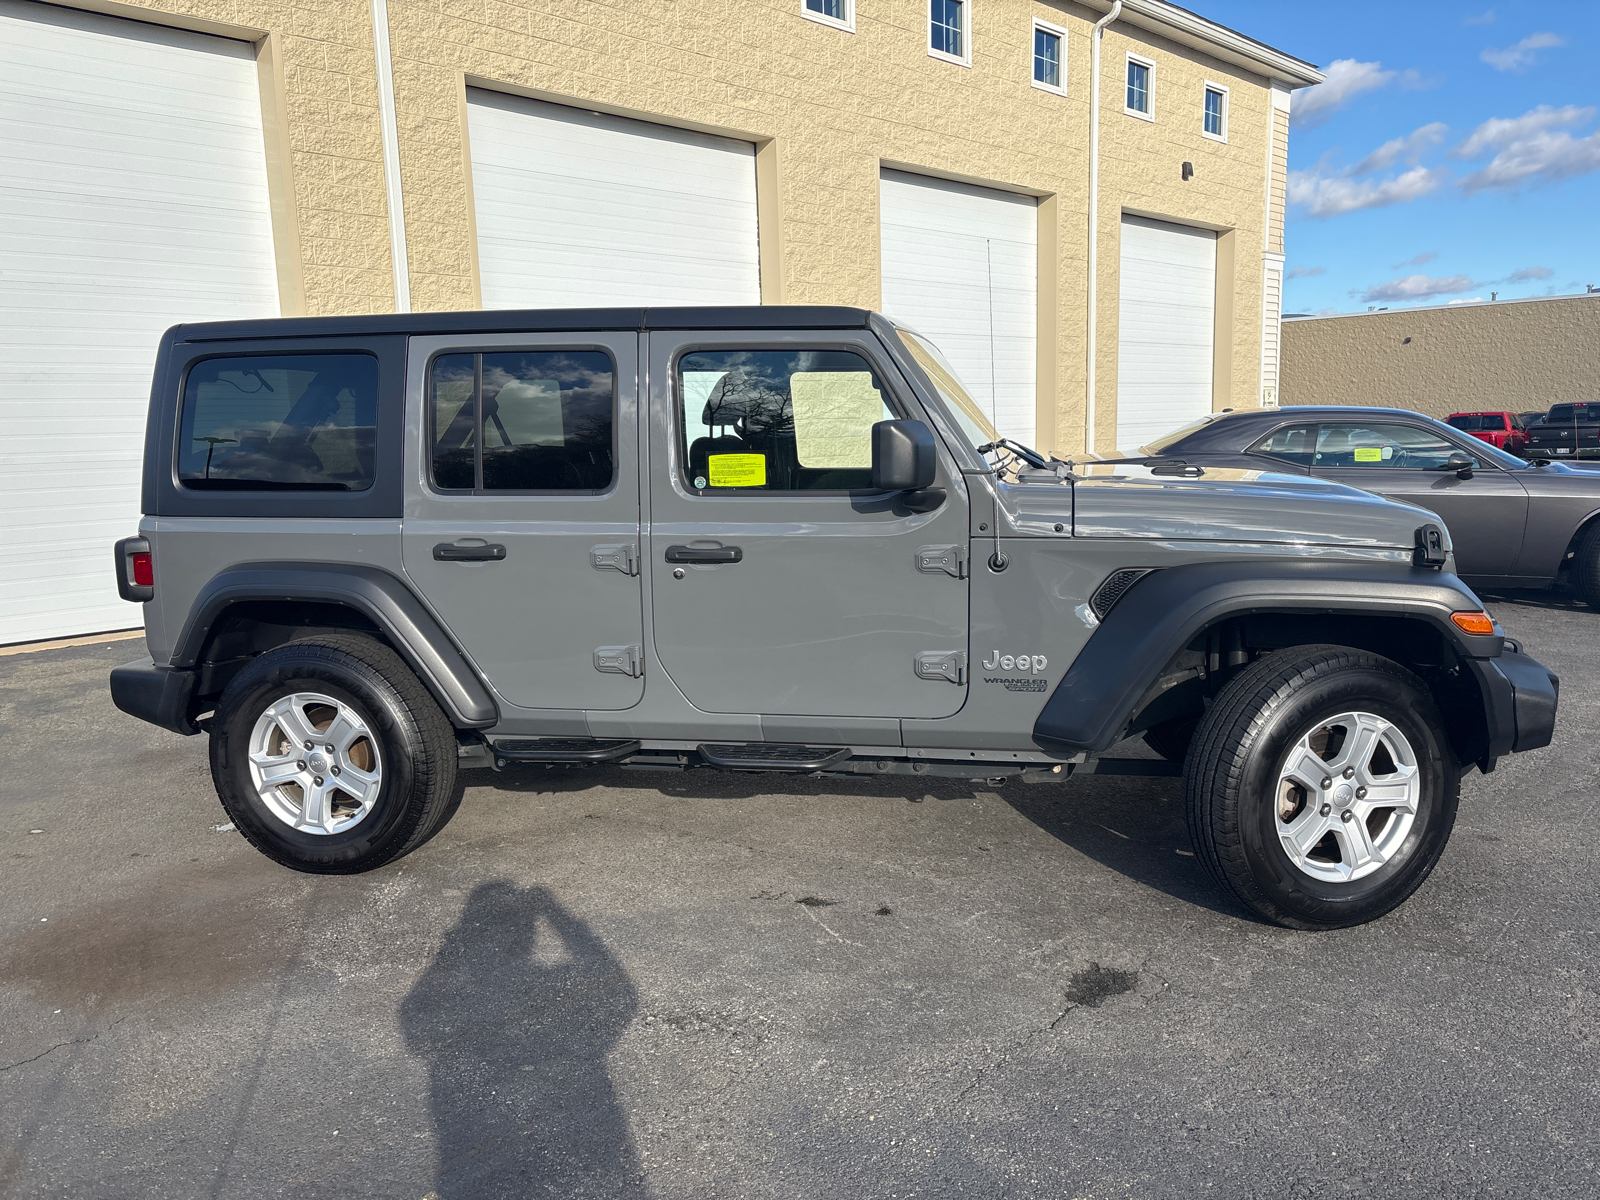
209, 634, 460, 874
1571, 522, 1600, 607
1185, 645, 1458, 930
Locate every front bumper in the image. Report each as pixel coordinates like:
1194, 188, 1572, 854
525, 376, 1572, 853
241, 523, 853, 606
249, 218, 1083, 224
1467, 643, 1558, 768
110, 660, 200, 735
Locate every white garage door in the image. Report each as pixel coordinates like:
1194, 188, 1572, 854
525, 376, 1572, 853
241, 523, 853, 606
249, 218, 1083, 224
0, 0, 279, 644
1116, 215, 1217, 452
467, 91, 761, 309
879, 170, 1038, 444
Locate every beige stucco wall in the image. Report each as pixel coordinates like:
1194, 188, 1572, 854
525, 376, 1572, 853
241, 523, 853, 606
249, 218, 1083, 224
45, 0, 1299, 456
1281, 295, 1600, 421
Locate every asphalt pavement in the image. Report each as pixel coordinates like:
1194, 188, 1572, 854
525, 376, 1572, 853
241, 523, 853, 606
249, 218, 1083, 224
1, 593, 1596, 1199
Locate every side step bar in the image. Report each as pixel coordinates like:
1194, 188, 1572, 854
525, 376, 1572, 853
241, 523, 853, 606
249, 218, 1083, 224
697, 743, 852, 772
492, 737, 642, 766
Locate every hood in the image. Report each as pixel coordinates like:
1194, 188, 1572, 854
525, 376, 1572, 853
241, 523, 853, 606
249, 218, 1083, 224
1002, 464, 1445, 553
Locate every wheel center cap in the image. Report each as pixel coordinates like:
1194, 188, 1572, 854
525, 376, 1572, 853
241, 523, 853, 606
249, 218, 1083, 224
1334, 784, 1354, 803
308, 754, 328, 774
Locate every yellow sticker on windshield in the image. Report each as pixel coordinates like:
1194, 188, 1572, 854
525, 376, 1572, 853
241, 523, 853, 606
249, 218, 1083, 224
1354, 447, 1383, 462
707, 453, 766, 487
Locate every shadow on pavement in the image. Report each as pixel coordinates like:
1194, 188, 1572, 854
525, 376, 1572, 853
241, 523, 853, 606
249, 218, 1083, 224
399, 881, 649, 1200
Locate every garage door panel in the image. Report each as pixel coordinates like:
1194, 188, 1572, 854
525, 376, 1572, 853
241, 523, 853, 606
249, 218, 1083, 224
467, 90, 760, 310
0, 0, 279, 643
880, 170, 1037, 445
1116, 215, 1216, 453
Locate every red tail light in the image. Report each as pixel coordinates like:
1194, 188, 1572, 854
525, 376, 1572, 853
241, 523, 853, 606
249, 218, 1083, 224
132, 553, 153, 588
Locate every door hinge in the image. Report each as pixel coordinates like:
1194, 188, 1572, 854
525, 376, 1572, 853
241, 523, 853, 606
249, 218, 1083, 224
591, 544, 639, 575
594, 645, 644, 678
917, 544, 967, 579
915, 650, 967, 685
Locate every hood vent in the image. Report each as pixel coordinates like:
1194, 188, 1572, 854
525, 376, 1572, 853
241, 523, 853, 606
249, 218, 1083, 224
1090, 568, 1156, 619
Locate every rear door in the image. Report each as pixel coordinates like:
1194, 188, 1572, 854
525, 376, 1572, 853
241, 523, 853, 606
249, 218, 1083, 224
1309, 420, 1528, 578
644, 328, 970, 718
401, 333, 645, 712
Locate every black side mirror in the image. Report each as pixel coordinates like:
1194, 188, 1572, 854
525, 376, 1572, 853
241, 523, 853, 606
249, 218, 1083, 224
871, 420, 937, 491
1428, 451, 1475, 480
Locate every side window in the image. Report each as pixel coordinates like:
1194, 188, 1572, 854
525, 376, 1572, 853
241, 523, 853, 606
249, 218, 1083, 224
178, 354, 378, 491
1249, 424, 1314, 466
1313, 423, 1465, 469
428, 350, 615, 492
676, 349, 898, 492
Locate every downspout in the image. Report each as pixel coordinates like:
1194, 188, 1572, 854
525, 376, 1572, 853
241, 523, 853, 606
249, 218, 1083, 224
371, 0, 411, 312
1084, 0, 1122, 456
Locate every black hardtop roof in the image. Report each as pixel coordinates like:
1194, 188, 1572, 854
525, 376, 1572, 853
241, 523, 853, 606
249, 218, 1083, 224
171, 305, 877, 343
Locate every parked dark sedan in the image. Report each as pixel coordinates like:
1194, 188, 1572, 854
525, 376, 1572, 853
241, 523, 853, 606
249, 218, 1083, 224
1101, 406, 1600, 603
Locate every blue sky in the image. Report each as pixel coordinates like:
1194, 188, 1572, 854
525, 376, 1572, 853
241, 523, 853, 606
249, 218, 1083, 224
1194, 0, 1599, 314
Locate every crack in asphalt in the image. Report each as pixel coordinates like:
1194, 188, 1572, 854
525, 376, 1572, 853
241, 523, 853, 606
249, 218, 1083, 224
0, 1017, 127, 1073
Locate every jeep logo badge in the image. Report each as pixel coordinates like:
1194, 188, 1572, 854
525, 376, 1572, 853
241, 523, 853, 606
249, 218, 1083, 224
981, 651, 1048, 674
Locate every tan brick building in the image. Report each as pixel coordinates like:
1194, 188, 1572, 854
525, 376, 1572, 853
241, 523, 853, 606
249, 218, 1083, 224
0, 0, 1318, 641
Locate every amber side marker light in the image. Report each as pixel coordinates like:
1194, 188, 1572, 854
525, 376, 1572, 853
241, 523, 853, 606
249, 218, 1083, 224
1450, 611, 1496, 635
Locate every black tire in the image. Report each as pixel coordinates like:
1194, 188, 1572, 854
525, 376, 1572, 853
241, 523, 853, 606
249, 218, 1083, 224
1184, 645, 1459, 930
1143, 716, 1198, 763
1571, 522, 1600, 607
209, 634, 460, 874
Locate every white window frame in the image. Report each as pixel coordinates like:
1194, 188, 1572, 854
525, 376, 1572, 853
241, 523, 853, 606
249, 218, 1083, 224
801, 0, 854, 34
1202, 80, 1229, 142
928, 0, 971, 68
1124, 52, 1155, 121
1031, 18, 1067, 96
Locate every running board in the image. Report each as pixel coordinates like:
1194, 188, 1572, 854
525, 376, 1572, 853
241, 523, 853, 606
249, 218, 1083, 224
697, 743, 852, 772
492, 737, 642, 766
1078, 757, 1183, 777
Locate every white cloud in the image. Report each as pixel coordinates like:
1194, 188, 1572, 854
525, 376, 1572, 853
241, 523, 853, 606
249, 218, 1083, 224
1464, 9, 1496, 25
1507, 266, 1554, 282
1292, 59, 1394, 128
1360, 275, 1477, 303
1447, 297, 1488, 305
1461, 130, 1600, 193
1480, 32, 1566, 72
1287, 266, 1325, 279
1353, 122, 1449, 174
1289, 165, 1449, 219
1455, 104, 1593, 157
1391, 251, 1438, 269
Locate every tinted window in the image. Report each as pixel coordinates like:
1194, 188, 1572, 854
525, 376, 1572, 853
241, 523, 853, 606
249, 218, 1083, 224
179, 354, 378, 491
1547, 404, 1600, 423
676, 349, 896, 492
429, 350, 614, 492
1250, 424, 1314, 465
1314, 423, 1467, 470
1448, 414, 1505, 432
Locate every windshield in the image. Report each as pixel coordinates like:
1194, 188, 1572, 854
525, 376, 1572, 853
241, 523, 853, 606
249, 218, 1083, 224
1140, 414, 1222, 455
894, 327, 999, 453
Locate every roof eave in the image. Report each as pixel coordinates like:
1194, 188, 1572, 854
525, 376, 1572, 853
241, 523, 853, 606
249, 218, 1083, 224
1086, 0, 1324, 88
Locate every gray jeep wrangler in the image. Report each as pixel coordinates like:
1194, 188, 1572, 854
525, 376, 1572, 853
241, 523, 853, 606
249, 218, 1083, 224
109, 306, 1558, 930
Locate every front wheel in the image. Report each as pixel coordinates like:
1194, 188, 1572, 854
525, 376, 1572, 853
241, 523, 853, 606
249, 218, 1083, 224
1570, 522, 1600, 608
1184, 645, 1459, 930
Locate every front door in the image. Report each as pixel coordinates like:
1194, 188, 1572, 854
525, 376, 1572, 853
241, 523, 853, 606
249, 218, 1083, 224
1309, 420, 1529, 578
401, 333, 645, 711
645, 330, 970, 718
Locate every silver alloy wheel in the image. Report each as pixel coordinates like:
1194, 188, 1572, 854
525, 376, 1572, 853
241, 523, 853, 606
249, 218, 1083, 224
1274, 710, 1420, 883
247, 692, 383, 835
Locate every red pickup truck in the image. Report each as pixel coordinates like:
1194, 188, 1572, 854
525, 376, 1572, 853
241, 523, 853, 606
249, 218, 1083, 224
1447, 411, 1529, 455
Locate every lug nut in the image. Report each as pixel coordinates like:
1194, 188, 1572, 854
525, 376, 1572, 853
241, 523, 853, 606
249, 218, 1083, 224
1341, 809, 1354, 822
304, 740, 314, 750
331, 766, 341, 776
1356, 786, 1368, 799
1321, 777, 1333, 789
1343, 767, 1355, 779
296, 760, 306, 770
325, 744, 335, 753
314, 776, 324, 786
1319, 803, 1332, 817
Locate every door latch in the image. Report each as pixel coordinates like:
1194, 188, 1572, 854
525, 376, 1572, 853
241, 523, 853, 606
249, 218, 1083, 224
914, 650, 967, 685
594, 645, 644, 678
916, 545, 967, 579
590, 544, 639, 575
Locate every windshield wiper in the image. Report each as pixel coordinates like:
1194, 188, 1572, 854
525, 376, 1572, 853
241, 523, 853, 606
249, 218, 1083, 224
975, 437, 1053, 470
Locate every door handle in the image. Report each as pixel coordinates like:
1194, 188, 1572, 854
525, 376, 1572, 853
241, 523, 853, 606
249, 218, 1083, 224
664, 545, 742, 564
433, 543, 507, 562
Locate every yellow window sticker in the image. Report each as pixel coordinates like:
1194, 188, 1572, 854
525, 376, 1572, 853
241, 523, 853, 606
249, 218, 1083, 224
1353, 447, 1383, 463
707, 453, 766, 487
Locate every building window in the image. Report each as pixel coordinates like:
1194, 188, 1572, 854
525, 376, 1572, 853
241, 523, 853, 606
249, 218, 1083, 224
1203, 83, 1228, 141
1032, 20, 1065, 94
1125, 55, 1154, 119
802, 0, 853, 33
929, 0, 968, 66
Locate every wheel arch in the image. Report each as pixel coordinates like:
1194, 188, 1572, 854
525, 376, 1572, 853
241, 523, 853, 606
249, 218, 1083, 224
1558, 505, 1600, 568
172, 563, 498, 729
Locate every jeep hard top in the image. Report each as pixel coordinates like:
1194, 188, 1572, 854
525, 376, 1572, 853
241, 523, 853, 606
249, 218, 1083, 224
110, 306, 1558, 929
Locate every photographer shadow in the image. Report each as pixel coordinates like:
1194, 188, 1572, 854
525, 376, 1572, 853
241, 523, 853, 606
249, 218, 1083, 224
399, 881, 648, 1199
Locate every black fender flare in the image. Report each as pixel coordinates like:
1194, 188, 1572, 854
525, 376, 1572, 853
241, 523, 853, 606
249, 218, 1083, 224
171, 562, 498, 729
1032, 559, 1504, 753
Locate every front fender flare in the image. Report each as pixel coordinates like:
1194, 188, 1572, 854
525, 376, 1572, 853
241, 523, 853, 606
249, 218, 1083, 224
171, 562, 498, 729
1032, 559, 1501, 753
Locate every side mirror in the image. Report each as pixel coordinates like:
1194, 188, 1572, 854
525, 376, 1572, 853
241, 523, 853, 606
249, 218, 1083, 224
1428, 451, 1475, 480
871, 420, 937, 491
